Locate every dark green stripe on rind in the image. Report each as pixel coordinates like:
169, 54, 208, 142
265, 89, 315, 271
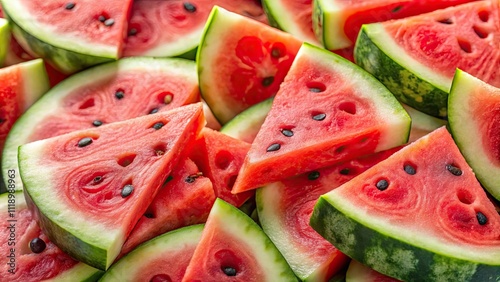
6, 15, 115, 75
354, 25, 449, 119
261, 1, 280, 30
310, 196, 500, 282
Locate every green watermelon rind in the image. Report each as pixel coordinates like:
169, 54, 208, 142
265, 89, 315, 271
313, 0, 352, 50
310, 195, 500, 281
256, 182, 328, 281
99, 224, 204, 281
354, 23, 451, 119
1, 0, 119, 74
0, 192, 104, 281
0, 18, 9, 66
448, 69, 500, 200
220, 97, 273, 143
1, 57, 197, 194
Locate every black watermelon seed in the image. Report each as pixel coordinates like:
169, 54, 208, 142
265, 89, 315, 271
271, 47, 282, 58
65, 2, 76, 10
222, 266, 237, 276
262, 76, 274, 87
376, 179, 389, 191
149, 108, 159, 114
98, 15, 106, 22
183, 2, 197, 13
446, 164, 463, 176
115, 90, 125, 99
152, 122, 164, 130
404, 164, 416, 175
93, 176, 103, 184
339, 168, 350, 175
308, 171, 320, 180
77, 137, 93, 147
104, 18, 115, 27
92, 120, 103, 127
309, 88, 322, 93
121, 184, 134, 198
312, 113, 326, 121
392, 5, 402, 12
128, 28, 138, 36
281, 129, 294, 137
185, 176, 195, 183
144, 212, 155, 219
477, 211, 488, 225
29, 238, 46, 253
266, 143, 281, 152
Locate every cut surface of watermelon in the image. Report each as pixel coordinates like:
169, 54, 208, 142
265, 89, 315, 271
354, 0, 499, 118
0, 192, 103, 281
448, 69, 500, 200
19, 104, 205, 270
182, 198, 298, 281
1, 0, 133, 74
2, 56, 200, 193
232, 43, 410, 193
257, 148, 399, 281
123, 0, 268, 58
197, 6, 302, 124
120, 157, 215, 256
310, 127, 500, 281
313, 0, 477, 50
101, 224, 204, 282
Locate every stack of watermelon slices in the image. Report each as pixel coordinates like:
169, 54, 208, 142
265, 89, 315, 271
0, 0, 500, 281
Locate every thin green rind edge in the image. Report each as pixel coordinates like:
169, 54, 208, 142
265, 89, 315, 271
448, 69, 500, 200
310, 196, 500, 282
211, 198, 299, 281
99, 224, 204, 282
354, 24, 449, 119
1, 4, 116, 75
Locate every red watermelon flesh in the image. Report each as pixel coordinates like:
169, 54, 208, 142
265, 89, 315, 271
190, 128, 253, 207
346, 260, 401, 282
123, 0, 268, 57
119, 157, 215, 257
382, 1, 499, 87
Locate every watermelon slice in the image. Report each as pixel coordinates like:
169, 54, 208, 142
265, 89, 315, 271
346, 260, 401, 282
190, 127, 253, 207
19, 103, 205, 270
257, 148, 399, 281
354, 0, 499, 118
313, 0, 477, 51
2, 56, 200, 193
0, 59, 49, 157
232, 43, 411, 194
1, 0, 133, 74
123, 0, 268, 58
0, 191, 103, 281
448, 69, 500, 201
197, 6, 302, 125
100, 224, 204, 282
310, 127, 500, 280
182, 198, 298, 281
120, 157, 215, 256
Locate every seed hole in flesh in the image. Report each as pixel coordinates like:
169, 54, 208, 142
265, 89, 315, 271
473, 25, 489, 39
457, 38, 472, 53
115, 89, 125, 99
144, 210, 155, 219
118, 154, 136, 167
476, 211, 488, 225
478, 10, 489, 22
307, 81, 326, 93
183, 2, 197, 13
457, 189, 474, 205
281, 128, 294, 137
339, 168, 350, 175
266, 143, 281, 152
221, 266, 237, 277
65, 2, 76, 10
121, 184, 134, 198
92, 120, 103, 127
312, 112, 326, 121
270, 42, 286, 58
437, 18, 453, 24
77, 137, 93, 148
150, 274, 172, 282
153, 144, 167, 156
338, 102, 356, 115
215, 151, 233, 170
262, 76, 274, 87
446, 163, 463, 176
308, 171, 320, 180
403, 163, 417, 175
29, 238, 46, 253
79, 98, 95, 110
92, 176, 103, 185
157, 91, 174, 104
185, 172, 203, 183
128, 28, 138, 36
391, 5, 403, 13
376, 179, 389, 191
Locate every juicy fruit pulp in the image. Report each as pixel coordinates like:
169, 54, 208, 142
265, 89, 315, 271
19, 104, 205, 270
311, 127, 500, 281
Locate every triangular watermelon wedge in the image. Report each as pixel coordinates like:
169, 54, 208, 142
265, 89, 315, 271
232, 43, 411, 193
310, 127, 500, 280
19, 103, 205, 270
